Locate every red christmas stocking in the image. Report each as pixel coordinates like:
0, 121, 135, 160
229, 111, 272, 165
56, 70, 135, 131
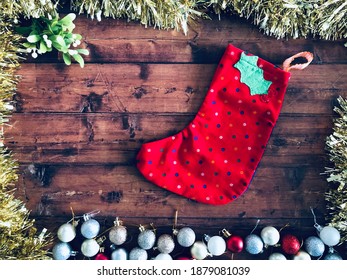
136, 44, 313, 205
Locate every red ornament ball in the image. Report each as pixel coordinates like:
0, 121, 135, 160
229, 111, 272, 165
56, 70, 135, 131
175, 255, 191, 260
226, 235, 244, 253
281, 234, 300, 255
95, 253, 109, 260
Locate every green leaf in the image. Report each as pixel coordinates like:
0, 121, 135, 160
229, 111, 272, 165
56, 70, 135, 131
22, 42, 35, 49
59, 13, 76, 25
27, 35, 41, 43
77, 49, 89, 55
56, 35, 66, 47
72, 53, 85, 68
39, 41, 48, 53
63, 53, 71, 65
15, 26, 32, 35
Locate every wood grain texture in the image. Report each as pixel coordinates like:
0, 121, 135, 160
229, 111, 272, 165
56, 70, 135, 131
7, 14, 347, 259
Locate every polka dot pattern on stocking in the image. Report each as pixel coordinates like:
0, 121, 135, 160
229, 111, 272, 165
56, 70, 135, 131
136, 44, 291, 205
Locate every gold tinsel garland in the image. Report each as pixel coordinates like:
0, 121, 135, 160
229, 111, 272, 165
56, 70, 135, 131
325, 96, 347, 244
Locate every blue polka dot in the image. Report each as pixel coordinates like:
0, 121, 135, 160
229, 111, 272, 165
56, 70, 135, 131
212, 100, 216, 105
203, 184, 207, 189
216, 124, 221, 128
160, 148, 164, 152
220, 196, 223, 199
240, 110, 244, 115
236, 88, 240, 92
185, 161, 190, 164
148, 160, 152, 164
190, 184, 194, 188
194, 136, 198, 141
232, 195, 237, 199
245, 134, 249, 139
172, 149, 176, 153
209, 148, 213, 152
175, 173, 179, 177
227, 171, 231, 176
199, 160, 203, 164
221, 148, 225, 152
204, 124, 209, 128
214, 172, 219, 176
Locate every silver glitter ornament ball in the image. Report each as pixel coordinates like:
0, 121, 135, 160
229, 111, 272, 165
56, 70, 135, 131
81, 239, 100, 258
304, 236, 325, 257
157, 234, 175, 254
177, 227, 196, 247
129, 247, 148, 260
111, 248, 128, 260
268, 252, 287, 260
57, 223, 76, 243
52, 242, 73, 260
109, 225, 127, 245
154, 253, 172, 260
81, 218, 100, 239
138, 229, 156, 250
245, 234, 264, 255
323, 252, 343, 260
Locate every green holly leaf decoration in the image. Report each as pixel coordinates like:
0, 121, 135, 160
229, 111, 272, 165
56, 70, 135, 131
234, 52, 272, 96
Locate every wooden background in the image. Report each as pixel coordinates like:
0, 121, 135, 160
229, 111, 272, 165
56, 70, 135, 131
5, 12, 347, 260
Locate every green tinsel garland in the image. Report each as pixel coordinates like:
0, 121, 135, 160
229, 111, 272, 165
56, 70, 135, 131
325, 96, 347, 244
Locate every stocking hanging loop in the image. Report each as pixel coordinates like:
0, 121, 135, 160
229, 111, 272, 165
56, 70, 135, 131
282, 51, 314, 72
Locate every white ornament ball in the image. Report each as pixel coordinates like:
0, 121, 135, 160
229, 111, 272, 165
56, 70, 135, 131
154, 253, 173, 260
268, 253, 287, 260
111, 248, 128, 260
57, 223, 76, 243
190, 241, 209, 260
157, 234, 175, 254
293, 250, 311, 260
207, 236, 226, 256
81, 219, 100, 239
319, 226, 340, 247
52, 242, 72, 260
138, 229, 156, 250
81, 239, 100, 257
129, 247, 148, 260
260, 226, 280, 246
109, 225, 127, 245
177, 227, 196, 247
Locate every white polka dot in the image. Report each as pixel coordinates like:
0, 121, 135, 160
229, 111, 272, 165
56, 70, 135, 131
219, 135, 223, 139
147, 148, 151, 152
173, 161, 177, 165
235, 76, 239, 80
229, 183, 234, 187
215, 112, 219, 116
210, 89, 215, 93
172, 136, 176, 140
201, 172, 205, 176
177, 185, 181, 189
259, 64, 263, 68
206, 197, 210, 201
230, 51, 235, 56
267, 111, 271, 115
243, 123, 247, 126
248, 147, 252, 151
196, 149, 201, 153
238, 100, 243, 103
224, 160, 228, 163
149, 173, 153, 177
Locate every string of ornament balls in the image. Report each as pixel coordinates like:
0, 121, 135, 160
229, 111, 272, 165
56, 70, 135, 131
51, 208, 343, 260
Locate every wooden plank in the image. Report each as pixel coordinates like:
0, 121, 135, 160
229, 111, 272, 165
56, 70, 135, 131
15, 164, 326, 219
15, 64, 347, 114
4, 113, 332, 146
73, 16, 347, 64
5, 139, 327, 165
